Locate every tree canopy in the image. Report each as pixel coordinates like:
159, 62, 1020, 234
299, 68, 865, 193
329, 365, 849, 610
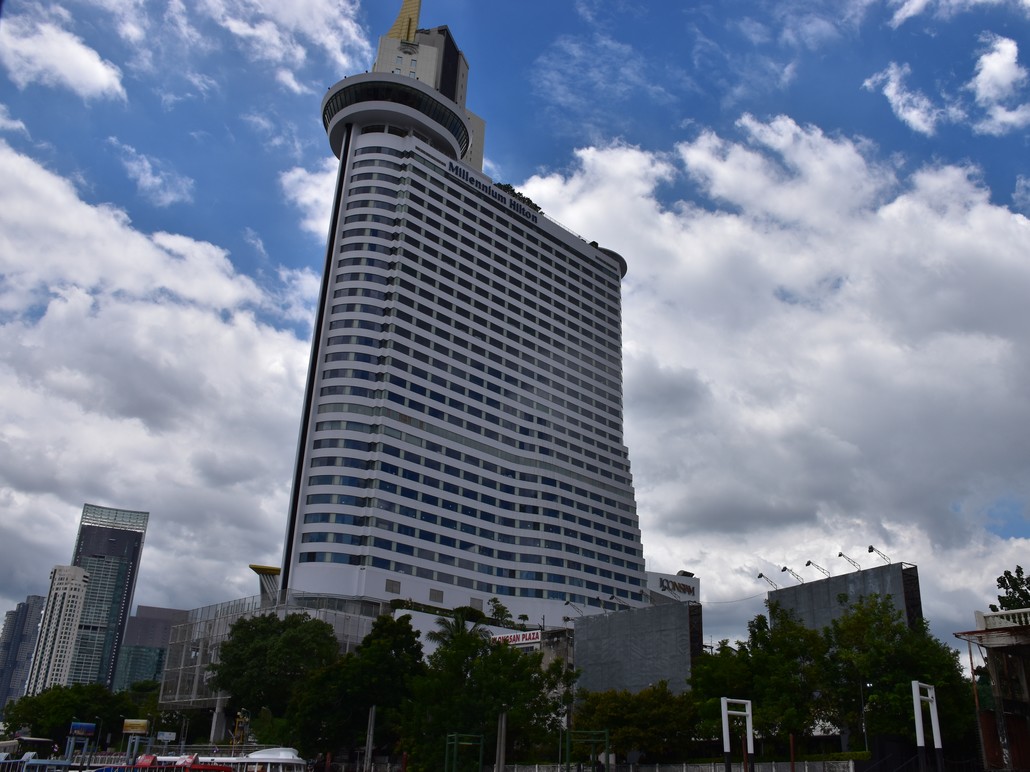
819, 595, 972, 749
203, 594, 978, 765
3, 683, 138, 749
208, 612, 339, 718
286, 614, 425, 757
575, 682, 695, 762
399, 611, 573, 772
687, 604, 826, 756
282, 609, 574, 770
989, 565, 1030, 612
681, 595, 974, 757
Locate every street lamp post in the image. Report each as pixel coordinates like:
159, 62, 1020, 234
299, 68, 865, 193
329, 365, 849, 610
837, 552, 861, 570
804, 560, 830, 578
179, 714, 190, 754
867, 545, 891, 565
780, 566, 805, 584
563, 600, 584, 616
859, 682, 872, 752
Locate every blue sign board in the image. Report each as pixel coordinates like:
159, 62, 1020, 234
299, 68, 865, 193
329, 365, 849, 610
69, 722, 95, 737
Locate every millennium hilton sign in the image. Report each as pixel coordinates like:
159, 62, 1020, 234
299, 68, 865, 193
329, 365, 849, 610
448, 161, 540, 224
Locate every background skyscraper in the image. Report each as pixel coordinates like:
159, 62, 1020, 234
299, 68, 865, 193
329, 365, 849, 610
112, 605, 186, 692
0, 594, 45, 714
282, 0, 646, 623
24, 566, 89, 695
26, 504, 148, 693
68, 504, 148, 688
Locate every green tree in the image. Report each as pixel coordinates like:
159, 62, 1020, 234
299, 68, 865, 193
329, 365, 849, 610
687, 605, 825, 755
495, 183, 541, 212
989, 565, 1030, 612
744, 604, 826, 751
287, 614, 425, 758
820, 595, 974, 751
348, 614, 425, 739
575, 682, 696, 762
688, 640, 753, 742
487, 598, 514, 627
3, 683, 137, 751
400, 612, 573, 772
208, 612, 339, 720
424, 606, 488, 650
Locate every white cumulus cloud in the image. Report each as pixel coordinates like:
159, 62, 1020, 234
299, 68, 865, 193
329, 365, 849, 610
970, 35, 1027, 103
280, 158, 338, 238
0, 104, 29, 135
520, 117, 1030, 643
889, 0, 934, 27
968, 34, 1030, 135
0, 9, 126, 101
864, 62, 944, 135
0, 138, 314, 612
888, 0, 1030, 26
108, 138, 196, 207
197, 0, 372, 88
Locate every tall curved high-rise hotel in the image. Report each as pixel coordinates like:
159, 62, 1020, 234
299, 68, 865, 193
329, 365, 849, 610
282, 0, 645, 623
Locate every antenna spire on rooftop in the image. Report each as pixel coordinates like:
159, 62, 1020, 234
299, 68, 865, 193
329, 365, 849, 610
387, 0, 421, 42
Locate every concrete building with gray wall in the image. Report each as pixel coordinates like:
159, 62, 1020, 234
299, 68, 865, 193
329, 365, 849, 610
766, 562, 922, 632
112, 605, 187, 692
573, 601, 703, 695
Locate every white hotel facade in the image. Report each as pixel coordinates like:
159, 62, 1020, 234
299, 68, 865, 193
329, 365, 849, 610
281, 0, 646, 623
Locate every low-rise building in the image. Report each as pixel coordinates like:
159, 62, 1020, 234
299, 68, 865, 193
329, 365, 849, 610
766, 562, 923, 631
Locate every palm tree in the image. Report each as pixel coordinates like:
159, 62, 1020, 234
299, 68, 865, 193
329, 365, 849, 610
426, 606, 489, 647
425, 606, 492, 683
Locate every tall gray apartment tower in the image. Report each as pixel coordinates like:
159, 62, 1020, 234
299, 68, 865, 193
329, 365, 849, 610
0, 595, 45, 714
26, 504, 148, 693
69, 504, 148, 688
282, 0, 645, 623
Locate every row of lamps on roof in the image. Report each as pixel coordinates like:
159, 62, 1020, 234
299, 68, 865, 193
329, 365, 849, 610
757, 545, 892, 589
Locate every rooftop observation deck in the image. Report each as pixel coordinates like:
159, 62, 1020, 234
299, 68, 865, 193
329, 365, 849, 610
321, 72, 470, 161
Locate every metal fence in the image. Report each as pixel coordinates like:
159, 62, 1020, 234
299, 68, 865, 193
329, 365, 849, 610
0, 761, 72, 772
510, 764, 855, 772
320, 762, 859, 772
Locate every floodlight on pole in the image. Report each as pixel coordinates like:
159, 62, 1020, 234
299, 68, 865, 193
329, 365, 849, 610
757, 572, 779, 589
837, 551, 861, 570
868, 545, 891, 564
805, 560, 830, 578
563, 600, 584, 616
780, 566, 804, 583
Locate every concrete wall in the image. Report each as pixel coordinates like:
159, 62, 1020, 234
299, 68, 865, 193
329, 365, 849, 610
574, 603, 702, 694
768, 563, 922, 631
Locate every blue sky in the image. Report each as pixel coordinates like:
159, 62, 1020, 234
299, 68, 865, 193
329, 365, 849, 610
1, 0, 1029, 652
